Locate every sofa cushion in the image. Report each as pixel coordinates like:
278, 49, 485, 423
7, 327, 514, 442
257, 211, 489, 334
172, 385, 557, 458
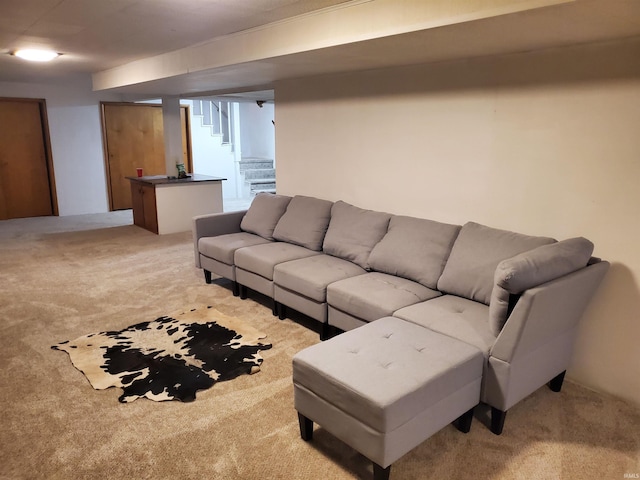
272, 195, 333, 251
235, 242, 320, 281
488, 237, 594, 336
198, 232, 272, 265
437, 222, 555, 305
240, 193, 291, 240
327, 272, 441, 323
322, 201, 391, 270
368, 215, 461, 289
394, 296, 495, 358
496, 237, 594, 294
274, 254, 367, 303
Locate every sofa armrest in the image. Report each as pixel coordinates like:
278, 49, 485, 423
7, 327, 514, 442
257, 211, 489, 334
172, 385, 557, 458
192, 210, 247, 268
484, 260, 609, 410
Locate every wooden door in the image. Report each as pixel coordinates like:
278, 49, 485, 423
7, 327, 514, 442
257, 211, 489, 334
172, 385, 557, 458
102, 103, 192, 211
0, 98, 56, 220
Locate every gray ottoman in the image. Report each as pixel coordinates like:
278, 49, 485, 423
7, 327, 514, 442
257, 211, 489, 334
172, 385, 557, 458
293, 317, 483, 480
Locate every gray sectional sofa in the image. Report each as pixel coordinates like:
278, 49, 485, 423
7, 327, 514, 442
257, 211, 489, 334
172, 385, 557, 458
193, 193, 609, 434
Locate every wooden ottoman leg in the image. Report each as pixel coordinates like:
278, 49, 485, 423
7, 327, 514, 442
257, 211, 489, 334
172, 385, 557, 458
298, 413, 313, 441
373, 463, 391, 480
203, 270, 212, 284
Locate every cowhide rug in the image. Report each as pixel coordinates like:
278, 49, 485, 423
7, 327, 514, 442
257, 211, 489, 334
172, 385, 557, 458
52, 306, 272, 403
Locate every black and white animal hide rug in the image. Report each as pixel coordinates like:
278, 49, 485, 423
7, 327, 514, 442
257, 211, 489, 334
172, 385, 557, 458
52, 306, 272, 403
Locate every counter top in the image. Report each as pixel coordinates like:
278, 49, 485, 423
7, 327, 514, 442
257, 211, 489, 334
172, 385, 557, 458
127, 174, 227, 185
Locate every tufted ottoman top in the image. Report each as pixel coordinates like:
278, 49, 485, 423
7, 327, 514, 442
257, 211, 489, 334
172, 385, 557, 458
293, 317, 483, 434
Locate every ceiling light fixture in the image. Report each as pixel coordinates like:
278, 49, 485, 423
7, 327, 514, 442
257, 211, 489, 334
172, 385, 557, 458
13, 49, 60, 62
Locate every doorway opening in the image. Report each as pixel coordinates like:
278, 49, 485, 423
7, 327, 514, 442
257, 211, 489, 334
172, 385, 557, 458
183, 90, 275, 212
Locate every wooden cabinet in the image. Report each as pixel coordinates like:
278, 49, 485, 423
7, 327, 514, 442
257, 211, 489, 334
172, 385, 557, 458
130, 182, 158, 233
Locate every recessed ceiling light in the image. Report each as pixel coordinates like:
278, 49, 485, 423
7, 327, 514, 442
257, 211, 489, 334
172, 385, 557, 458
13, 49, 60, 62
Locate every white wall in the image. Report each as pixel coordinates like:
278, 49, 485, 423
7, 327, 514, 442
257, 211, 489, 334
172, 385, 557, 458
184, 100, 238, 199
239, 102, 275, 162
275, 38, 640, 406
0, 75, 122, 216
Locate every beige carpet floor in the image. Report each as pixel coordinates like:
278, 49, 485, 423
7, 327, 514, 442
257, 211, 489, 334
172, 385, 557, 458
0, 213, 639, 480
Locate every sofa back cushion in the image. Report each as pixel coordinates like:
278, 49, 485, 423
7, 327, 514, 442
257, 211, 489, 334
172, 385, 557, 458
368, 215, 461, 289
273, 195, 333, 251
488, 237, 594, 335
437, 222, 555, 305
240, 193, 291, 240
323, 201, 391, 270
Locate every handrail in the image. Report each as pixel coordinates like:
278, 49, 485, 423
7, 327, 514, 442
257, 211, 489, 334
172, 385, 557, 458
193, 100, 233, 146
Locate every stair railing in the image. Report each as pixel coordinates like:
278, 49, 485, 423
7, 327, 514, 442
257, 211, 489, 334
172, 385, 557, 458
192, 99, 234, 147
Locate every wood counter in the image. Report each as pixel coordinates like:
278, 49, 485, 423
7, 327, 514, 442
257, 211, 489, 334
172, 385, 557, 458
127, 174, 226, 234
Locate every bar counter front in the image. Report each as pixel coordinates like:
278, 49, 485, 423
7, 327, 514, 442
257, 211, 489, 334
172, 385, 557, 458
127, 174, 226, 234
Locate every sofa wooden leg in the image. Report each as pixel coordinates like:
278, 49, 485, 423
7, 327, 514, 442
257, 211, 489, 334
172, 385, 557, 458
373, 463, 391, 480
232, 281, 240, 297
320, 323, 342, 341
453, 406, 475, 433
490, 407, 507, 435
320, 322, 330, 341
549, 370, 566, 392
298, 413, 313, 441
278, 304, 287, 320
272, 300, 279, 316
203, 270, 212, 284
239, 285, 247, 299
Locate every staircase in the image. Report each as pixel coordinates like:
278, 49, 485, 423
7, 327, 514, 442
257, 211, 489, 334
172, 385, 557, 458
240, 157, 276, 196
191, 99, 276, 198
192, 100, 231, 144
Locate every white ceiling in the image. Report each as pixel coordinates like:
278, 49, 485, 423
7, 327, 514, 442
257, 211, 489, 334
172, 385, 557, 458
0, 0, 353, 82
1, 0, 640, 99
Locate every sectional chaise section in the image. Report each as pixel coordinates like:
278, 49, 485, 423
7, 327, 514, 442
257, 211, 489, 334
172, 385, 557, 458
192, 192, 609, 435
